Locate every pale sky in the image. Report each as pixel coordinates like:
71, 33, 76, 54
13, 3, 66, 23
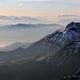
0, 0, 80, 17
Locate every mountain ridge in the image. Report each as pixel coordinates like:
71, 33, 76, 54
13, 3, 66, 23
1, 23, 62, 29
0, 42, 31, 51
0, 22, 79, 80
0, 22, 79, 61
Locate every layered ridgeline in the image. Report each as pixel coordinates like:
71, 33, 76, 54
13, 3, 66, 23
0, 42, 31, 51
0, 22, 79, 80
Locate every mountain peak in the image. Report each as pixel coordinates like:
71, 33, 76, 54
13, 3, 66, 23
65, 22, 80, 31
40, 22, 80, 51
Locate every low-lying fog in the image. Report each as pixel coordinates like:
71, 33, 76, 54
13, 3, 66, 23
0, 24, 62, 47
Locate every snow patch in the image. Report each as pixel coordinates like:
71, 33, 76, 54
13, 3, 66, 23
36, 56, 46, 61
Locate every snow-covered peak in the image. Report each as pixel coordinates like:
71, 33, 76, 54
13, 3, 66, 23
41, 22, 80, 50
65, 22, 80, 31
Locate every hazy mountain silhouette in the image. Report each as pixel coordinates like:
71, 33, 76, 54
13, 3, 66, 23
0, 42, 31, 51
1, 23, 62, 29
0, 16, 38, 21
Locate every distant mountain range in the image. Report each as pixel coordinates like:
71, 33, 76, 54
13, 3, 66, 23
0, 16, 38, 21
1, 23, 62, 29
0, 22, 79, 80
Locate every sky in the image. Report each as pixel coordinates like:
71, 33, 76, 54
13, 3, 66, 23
0, 0, 80, 17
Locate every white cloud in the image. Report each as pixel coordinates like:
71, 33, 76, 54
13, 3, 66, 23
18, 3, 24, 6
